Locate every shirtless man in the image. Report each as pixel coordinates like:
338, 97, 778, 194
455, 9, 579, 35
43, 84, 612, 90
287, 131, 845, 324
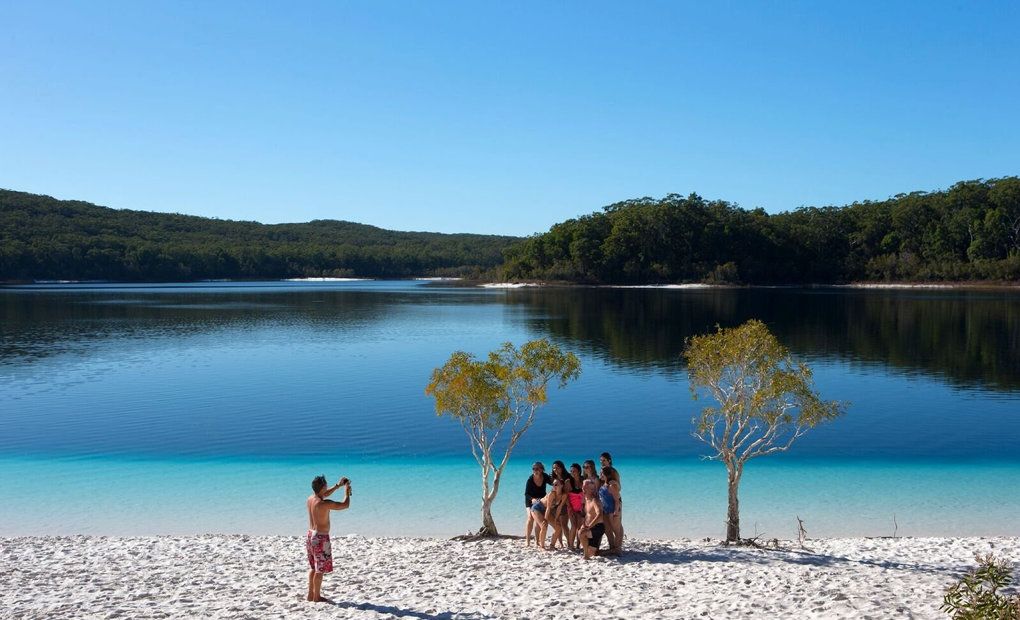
306, 475, 351, 603
577, 478, 605, 560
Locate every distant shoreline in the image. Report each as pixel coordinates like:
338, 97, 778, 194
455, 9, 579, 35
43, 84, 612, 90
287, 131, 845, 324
475, 280, 1020, 290
2, 278, 1018, 290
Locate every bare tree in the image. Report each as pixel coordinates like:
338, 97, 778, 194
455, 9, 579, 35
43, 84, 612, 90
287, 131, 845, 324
684, 319, 845, 543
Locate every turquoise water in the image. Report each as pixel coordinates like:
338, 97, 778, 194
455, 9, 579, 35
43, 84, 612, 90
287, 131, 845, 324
1, 282, 1018, 537
1, 454, 1016, 538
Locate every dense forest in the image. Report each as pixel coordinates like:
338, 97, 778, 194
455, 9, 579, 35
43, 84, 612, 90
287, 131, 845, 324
3, 178, 1019, 283
503, 177, 1020, 284
0, 190, 517, 281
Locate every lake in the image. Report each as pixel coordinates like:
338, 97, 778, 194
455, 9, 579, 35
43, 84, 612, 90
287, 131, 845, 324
1, 281, 1018, 539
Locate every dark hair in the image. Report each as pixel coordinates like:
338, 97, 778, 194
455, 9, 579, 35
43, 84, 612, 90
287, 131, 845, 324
583, 459, 597, 474
312, 475, 327, 494
552, 460, 567, 479
602, 466, 619, 483
600, 452, 613, 464
570, 462, 582, 473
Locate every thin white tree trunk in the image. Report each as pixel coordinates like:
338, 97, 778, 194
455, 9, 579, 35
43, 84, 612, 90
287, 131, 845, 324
480, 494, 497, 535
726, 463, 742, 542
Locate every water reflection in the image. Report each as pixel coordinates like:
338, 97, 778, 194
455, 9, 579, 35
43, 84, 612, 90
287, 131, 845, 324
0, 283, 485, 366
2, 283, 1018, 392
503, 287, 1020, 391
2, 282, 1018, 460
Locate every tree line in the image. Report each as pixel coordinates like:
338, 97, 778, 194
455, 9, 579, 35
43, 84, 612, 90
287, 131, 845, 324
0, 190, 518, 281
4, 178, 1019, 283
502, 177, 1020, 284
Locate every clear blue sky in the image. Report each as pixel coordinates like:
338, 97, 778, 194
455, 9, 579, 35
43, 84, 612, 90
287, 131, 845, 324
2, 1, 1018, 236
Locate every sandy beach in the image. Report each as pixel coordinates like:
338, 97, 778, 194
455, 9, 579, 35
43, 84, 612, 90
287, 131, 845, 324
3, 535, 1017, 619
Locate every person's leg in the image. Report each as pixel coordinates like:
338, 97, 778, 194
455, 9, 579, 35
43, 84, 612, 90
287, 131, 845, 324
617, 505, 625, 552
306, 532, 317, 601
549, 518, 562, 549
614, 513, 624, 553
311, 572, 324, 602
602, 513, 617, 550
535, 512, 548, 549
524, 509, 534, 545
605, 515, 622, 554
582, 532, 594, 559
590, 524, 605, 558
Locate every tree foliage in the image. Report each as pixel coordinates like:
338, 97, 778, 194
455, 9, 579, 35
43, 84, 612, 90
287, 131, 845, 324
683, 319, 845, 542
503, 178, 1020, 284
0, 190, 518, 281
942, 553, 1020, 620
425, 340, 581, 536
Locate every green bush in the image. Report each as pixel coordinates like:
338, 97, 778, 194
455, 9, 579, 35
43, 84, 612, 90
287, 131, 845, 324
705, 261, 740, 284
942, 553, 1020, 619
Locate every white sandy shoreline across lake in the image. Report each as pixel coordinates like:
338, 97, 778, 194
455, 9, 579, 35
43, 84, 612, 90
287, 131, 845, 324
3, 536, 1018, 619
478, 282, 718, 289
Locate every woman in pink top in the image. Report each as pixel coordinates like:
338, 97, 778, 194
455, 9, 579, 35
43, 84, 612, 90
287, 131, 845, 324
567, 462, 585, 549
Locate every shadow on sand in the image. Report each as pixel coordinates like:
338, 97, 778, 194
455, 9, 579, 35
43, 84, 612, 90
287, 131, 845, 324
615, 541, 965, 577
330, 600, 490, 619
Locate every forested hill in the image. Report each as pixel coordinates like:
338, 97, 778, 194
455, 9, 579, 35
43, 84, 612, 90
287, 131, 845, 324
0, 190, 519, 281
503, 177, 1020, 284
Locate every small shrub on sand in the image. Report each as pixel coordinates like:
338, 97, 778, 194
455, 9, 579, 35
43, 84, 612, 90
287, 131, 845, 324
942, 553, 1020, 620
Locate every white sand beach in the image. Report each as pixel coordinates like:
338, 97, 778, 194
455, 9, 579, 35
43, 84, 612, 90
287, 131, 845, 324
283, 277, 373, 282
610, 283, 716, 289
3, 535, 1017, 619
840, 282, 1020, 289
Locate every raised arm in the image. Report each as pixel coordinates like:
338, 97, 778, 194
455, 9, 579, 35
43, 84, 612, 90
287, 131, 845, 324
322, 477, 349, 498
326, 484, 351, 510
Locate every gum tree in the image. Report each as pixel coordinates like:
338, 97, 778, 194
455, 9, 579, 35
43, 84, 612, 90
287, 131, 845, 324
426, 339, 581, 536
684, 319, 845, 543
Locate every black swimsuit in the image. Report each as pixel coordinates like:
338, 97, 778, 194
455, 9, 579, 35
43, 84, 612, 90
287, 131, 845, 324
524, 473, 552, 508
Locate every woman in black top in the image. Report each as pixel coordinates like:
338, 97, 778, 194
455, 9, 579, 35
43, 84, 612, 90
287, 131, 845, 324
524, 461, 552, 546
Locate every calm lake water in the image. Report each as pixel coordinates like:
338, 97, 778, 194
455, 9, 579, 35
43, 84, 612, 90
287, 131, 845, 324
1, 281, 1018, 538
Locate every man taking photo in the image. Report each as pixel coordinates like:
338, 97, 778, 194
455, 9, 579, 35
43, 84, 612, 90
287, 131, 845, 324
305, 474, 351, 603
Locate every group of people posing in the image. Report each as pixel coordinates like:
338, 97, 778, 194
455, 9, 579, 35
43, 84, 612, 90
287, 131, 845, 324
524, 452, 623, 558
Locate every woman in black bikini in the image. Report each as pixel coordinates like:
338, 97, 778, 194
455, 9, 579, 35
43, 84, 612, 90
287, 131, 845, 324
539, 478, 569, 550
550, 461, 570, 547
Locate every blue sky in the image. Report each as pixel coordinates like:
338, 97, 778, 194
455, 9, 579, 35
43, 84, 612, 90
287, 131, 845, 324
1, 1, 1017, 236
